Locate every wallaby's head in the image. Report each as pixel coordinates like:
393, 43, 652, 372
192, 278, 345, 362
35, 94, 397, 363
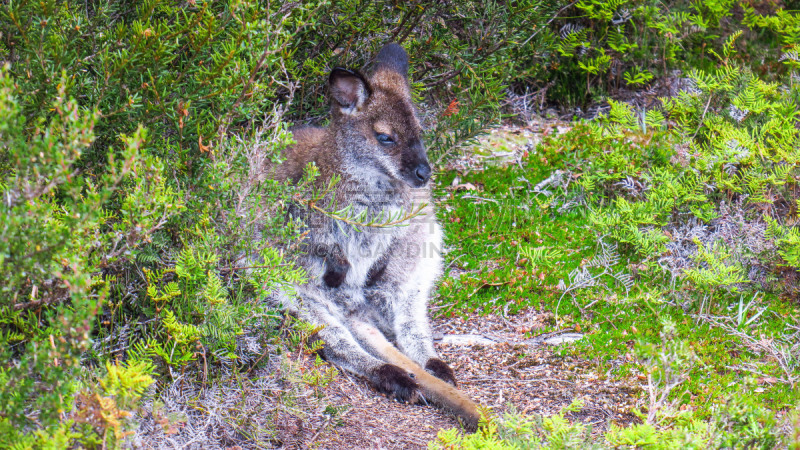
328, 43, 431, 188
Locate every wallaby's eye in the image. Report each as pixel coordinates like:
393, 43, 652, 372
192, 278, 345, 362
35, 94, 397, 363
375, 133, 395, 145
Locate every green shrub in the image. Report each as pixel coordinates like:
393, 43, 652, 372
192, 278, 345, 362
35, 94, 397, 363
430, 399, 595, 450
432, 362, 784, 449
537, 32, 800, 300
0, 0, 317, 445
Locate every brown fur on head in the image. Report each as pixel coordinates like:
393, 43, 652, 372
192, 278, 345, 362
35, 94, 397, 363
328, 43, 431, 188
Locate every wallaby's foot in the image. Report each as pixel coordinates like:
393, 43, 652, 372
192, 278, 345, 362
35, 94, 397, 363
372, 364, 420, 403
425, 358, 457, 386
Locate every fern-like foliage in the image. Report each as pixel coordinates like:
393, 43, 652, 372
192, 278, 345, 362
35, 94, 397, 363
683, 239, 748, 293
519, 245, 565, 267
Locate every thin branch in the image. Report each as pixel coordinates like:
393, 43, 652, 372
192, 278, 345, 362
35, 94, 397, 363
690, 94, 713, 141
521, 2, 576, 47
219, 264, 291, 272
13, 286, 70, 311
298, 193, 429, 229
460, 194, 499, 204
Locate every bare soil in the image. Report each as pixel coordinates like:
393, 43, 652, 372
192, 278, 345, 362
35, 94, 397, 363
310, 308, 641, 449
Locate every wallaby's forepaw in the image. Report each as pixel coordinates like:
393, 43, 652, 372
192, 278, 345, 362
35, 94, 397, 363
322, 245, 349, 288
322, 260, 349, 288
372, 364, 420, 403
426, 358, 457, 386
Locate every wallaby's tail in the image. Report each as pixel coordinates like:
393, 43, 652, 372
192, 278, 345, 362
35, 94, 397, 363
351, 321, 481, 430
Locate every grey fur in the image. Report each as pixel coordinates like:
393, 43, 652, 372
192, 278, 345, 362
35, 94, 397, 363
265, 44, 447, 396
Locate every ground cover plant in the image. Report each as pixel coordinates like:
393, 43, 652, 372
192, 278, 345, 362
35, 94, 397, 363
1, 0, 799, 448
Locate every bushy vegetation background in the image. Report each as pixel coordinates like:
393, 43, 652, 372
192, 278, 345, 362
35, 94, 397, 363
0, 0, 798, 447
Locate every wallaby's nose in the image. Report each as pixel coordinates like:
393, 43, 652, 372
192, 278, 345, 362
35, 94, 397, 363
414, 162, 432, 184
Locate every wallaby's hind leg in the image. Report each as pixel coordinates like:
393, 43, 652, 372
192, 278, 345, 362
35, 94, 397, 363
391, 289, 437, 363
424, 358, 457, 386
350, 320, 480, 430
298, 288, 420, 403
363, 284, 457, 386
371, 363, 420, 404
391, 290, 457, 386
365, 225, 456, 386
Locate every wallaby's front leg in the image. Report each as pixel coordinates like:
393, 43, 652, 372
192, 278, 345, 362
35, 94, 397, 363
322, 243, 349, 288
304, 242, 350, 288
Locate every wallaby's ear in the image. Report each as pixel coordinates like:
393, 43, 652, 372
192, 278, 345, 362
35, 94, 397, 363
329, 68, 371, 115
374, 43, 409, 77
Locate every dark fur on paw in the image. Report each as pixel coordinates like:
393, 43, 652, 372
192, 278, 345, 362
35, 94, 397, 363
372, 364, 419, 403
322, 245, 349, 288
322, 258, 349, 288
425, 358, 457, 386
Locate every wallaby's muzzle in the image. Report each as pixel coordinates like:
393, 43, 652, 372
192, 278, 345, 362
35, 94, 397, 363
402, 140, 431, 187
402, 158, 431, 187
413, 161, 432, 185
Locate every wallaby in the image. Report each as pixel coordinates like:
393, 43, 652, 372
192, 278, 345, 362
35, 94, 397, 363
266, 43, 480, 429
